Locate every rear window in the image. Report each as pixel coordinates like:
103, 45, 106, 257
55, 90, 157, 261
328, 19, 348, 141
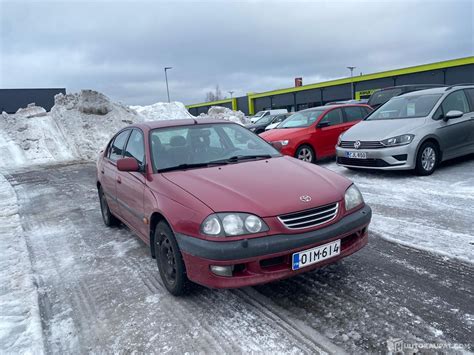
368, 88, 403, 107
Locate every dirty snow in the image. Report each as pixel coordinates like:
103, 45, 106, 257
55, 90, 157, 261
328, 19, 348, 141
0, 173, 43, 353
130, 101, 194, 120
321, 159, 474, 264
198, 106, 247, 125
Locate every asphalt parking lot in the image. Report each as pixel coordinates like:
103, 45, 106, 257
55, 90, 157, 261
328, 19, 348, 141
3, 154, 472, 353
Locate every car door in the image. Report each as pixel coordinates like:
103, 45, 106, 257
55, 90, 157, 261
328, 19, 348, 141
115, 128, 147, 237
434, 90, 472, 159
314, 108, 345, 157
463, 88, 474, 150
102, 129, 131, 215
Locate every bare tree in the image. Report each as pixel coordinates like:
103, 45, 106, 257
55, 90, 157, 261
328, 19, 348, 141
205, 84, 224, 102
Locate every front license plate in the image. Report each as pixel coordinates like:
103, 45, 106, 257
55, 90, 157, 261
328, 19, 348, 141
345, 151, 367, 159
292, 240, 341, 270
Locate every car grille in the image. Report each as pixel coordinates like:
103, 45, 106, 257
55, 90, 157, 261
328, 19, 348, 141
337, 157, 390, 167
340, 140, 385, 149
278, 203, 339, 230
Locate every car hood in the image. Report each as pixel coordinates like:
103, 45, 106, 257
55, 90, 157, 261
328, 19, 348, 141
342, 118, 426, 141
259, 127, 304, 140
161, 156, 351, 217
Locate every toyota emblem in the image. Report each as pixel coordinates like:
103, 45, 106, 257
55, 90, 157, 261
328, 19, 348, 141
300, 195, 312, 202
354, 140, 361, 149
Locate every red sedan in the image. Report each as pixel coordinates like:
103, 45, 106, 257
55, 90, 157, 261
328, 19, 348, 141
260, 104, 372, 162
96, 119, 371, 295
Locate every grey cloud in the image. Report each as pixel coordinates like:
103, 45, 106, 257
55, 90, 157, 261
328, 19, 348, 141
1, 0, 472, 105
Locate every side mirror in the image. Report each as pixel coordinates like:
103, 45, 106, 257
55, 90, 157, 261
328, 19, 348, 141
270, 141, 283, 151
317, 121, 330, 129
117, 157, 140, 172
443, 110, 463, 121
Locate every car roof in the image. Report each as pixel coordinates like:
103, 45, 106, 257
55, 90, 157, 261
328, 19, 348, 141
400, 85, 473, 97
376, 84, 446, 91
300, 103, 369, 112
130, 118, 232, 131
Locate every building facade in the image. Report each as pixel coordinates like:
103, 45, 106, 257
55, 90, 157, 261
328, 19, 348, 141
187, 57, 474, 116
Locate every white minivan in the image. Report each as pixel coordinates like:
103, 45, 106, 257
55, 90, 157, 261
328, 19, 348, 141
249, 109, 288, 123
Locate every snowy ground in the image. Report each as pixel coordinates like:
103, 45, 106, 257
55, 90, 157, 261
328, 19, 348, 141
0, 156, 472, 353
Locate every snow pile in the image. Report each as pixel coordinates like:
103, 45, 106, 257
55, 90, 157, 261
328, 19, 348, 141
15, 103, 47, 118
51, 90, 143, 160
130, 101, 194, 120
0, 90, 195, 169
198, 106, 247, 125
0, 174, 44, 353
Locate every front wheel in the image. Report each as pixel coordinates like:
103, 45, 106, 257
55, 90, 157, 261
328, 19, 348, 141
295, 145, 315, 163
154, 221, 190, 296
415, 142, 438, 176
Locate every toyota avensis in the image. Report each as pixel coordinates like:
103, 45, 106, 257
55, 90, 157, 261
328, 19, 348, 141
336, 85, 474, 175
97, 119, 371, 295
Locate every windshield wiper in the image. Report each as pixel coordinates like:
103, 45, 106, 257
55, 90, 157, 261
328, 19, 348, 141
158, 161, 227, 173
210, 154, 272, 164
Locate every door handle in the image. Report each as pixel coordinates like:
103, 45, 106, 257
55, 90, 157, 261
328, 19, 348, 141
117, 176, 121, 184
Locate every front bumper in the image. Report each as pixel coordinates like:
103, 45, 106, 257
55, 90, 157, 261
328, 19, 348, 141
176, 205, 371, 288
335, 145, 416, 170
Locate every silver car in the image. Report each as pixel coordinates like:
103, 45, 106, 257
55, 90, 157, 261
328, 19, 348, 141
336, 85, 474, 175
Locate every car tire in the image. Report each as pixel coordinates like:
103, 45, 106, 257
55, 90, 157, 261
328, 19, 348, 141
295, 145, 315, 163
154, 221, 190, 296
99, 186, 119, 227
415, 141, 439, 176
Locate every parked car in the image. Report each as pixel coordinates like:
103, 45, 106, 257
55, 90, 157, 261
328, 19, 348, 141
336, 85, 474, 175
249, 109, 288, 123
264, 113, 293, 130
97, 119, 371, 295
259, 104, 372, 163
246, 113, 291, 134
325, 99, 368, 106
367, 84, 446, 110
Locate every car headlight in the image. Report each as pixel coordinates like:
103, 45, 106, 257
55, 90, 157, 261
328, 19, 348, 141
337, 134, 343, 146
276, 140, 289, 146
201, 213, 269, 237
381, 134, 414, 147
344, 184, 364, 211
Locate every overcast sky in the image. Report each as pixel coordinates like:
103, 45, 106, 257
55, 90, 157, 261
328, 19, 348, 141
0, 0, 472, 105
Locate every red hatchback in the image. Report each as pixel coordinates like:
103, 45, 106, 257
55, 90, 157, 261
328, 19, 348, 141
260, 104, 372, 162
97, 119, 371, 295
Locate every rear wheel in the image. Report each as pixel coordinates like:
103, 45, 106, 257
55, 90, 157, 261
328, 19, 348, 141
154, 221, 190, 296
99, 186, 119, 226
415, 142, 439, 176
295, 145, 315, 163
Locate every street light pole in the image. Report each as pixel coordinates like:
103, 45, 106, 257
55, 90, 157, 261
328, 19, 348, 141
347, 66, 356, 100
228, 91, 234, 98
164, 67, 172, 102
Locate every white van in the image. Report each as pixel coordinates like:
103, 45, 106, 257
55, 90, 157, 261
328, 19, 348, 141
249, 109, 288, 123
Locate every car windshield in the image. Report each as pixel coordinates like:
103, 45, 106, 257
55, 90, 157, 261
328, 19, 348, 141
366, 94, 442, 120
253, 111, 265, 118
279, 110, 324, 128
255, 115, 274, 125
150, 123, 280, 172
368, 88, 403, 107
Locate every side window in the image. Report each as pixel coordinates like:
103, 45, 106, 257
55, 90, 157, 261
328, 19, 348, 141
362, 107, 372, 116
432, 106, 444, 121
109, 130, 130, 161
320, 109, 344, 126
124, 129, 145, 165
441, 90, 469, 115
343, 107, 364, 122
464, 89, 474, 112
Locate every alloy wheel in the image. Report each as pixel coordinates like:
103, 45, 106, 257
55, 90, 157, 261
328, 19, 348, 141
297, 148, 313, 162
421, 147, 436, 172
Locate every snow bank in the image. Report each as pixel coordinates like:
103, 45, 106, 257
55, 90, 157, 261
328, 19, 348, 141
198, 106, 247, 125
0, 90, 194, 168
130, 101, 194, 120
0, 174, 44, 353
